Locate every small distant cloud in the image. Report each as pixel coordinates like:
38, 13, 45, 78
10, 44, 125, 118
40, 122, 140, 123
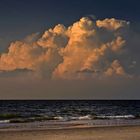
23, 32, 41, 43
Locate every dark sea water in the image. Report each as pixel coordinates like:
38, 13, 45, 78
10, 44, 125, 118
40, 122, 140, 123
0, 100, 140, 130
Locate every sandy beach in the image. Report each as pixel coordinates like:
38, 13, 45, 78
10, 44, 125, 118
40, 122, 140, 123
0, 125, 140, 140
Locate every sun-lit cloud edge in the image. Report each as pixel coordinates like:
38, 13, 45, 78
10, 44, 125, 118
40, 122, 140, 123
0, 17, 138, 80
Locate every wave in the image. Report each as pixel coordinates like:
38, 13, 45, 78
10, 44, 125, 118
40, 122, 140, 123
5, 115, 92, 123
9, 116, 62, 123
54, 114, 139, 121
0, 120, 10, 123
95, 115, 136, 119
0, 113, 139, 124
0, 113, 21, 119
69, 115, 92, 120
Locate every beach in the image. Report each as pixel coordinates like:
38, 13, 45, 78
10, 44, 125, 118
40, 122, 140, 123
0, 100, 140, 140
0, 125, 140, 140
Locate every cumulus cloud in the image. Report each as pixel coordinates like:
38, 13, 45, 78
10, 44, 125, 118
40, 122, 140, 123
96, 18, 129, 31
104, 60, 126, 76
0, 17, 137, 79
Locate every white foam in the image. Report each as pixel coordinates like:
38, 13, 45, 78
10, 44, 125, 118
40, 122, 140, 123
54, 116, 64, 120
97, 115, 135, 119
0, 120, 10, 123
79, 115, 92, 120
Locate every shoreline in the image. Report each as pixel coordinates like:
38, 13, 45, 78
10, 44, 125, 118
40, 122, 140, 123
0, 125, 140, 140
0, 124, 140, 131
1, 118, 140, 131
0, 123, 139, 131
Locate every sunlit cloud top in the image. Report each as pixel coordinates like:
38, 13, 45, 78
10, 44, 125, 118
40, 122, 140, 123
0, 17, 138, 80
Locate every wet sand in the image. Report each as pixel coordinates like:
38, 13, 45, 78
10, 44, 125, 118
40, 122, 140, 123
0, 125, 140, 140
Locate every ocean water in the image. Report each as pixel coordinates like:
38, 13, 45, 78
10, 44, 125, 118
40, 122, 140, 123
0, 100, 140, 130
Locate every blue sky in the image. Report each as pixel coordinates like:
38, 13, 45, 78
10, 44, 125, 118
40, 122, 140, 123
0, 0, 140, 51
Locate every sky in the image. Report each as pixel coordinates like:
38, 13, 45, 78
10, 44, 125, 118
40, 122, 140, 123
0, 0, 140, 99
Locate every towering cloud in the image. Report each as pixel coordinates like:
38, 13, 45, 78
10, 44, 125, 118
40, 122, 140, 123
0, 17, 136, 79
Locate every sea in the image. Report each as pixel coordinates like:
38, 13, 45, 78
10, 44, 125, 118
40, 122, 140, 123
0, 100, 140, 130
